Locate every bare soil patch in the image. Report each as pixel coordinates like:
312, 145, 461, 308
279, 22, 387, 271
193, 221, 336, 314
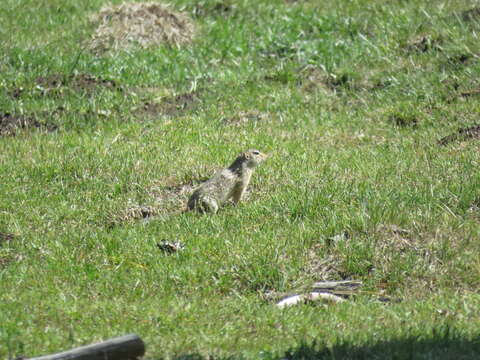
33, 73, 121, 97
89, 2, 195, 53
159, 92, 200, 116
447, 53, 474, 66
461, 7, 480, 22
405, 35, 443, 53
136, 91, 201, 118
438, 124, 480, 145
0, 112, 57, 136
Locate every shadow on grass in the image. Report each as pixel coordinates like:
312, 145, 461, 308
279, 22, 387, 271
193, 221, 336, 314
168, 335, 480, 360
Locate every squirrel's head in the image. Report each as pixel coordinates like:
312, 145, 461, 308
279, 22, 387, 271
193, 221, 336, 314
241, 149, 268, 168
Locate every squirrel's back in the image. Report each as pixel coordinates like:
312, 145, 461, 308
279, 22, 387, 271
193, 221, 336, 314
187, 149, 267, 213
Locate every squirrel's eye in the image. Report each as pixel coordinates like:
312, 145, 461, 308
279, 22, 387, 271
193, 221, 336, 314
253, 150, 260, 155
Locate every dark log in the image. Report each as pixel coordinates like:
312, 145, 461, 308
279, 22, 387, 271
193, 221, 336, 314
28, 334, 145, 360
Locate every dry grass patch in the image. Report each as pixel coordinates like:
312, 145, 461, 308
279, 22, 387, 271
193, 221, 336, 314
370, 224, 480, 297
305, 240, 349, 282
296, 65, 368, 94
89, 2, 196, 53
297, 65, 335, 94
222, 110, 269, 126
304, 223, 469, 299
108, 181, 197, 226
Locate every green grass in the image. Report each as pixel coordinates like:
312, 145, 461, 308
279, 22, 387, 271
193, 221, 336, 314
1, 0, 480, 358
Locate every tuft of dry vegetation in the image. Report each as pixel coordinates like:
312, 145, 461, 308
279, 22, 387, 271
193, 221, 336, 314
296, 65, 334, 94
89, 2, 196, 53
305, 243, 348, 281
109, 181, 197, 226
222, 110, 269, 126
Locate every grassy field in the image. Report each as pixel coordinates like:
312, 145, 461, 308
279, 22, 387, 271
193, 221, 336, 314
1, 0, 480, 358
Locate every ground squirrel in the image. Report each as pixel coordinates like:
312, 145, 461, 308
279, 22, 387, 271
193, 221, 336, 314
187, 149, 268, 213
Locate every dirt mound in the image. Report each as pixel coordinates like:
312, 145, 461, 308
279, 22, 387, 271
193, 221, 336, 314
135, 90, 201, 119
89, 2, 195, 53
36, 73, 121, 96
438, 124, 480, 145
0, 112, 57, 136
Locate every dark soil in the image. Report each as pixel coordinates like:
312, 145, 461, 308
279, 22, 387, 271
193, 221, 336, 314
10, 73, 121, 99
10, 87, 25, 98
405, 35, 443, 53
448, 53, 473, 65
0, 232, 15, 245
461, 7, 480, 21
191, 0, 234, 17
137, 101, 164, 119
438, 124, 480, 145
389, 113, 418, 127
0, 232, 16, 268
160, 92, 200, 116
0, 112, 57, 136
138, 91, 201, 118
35, 73, 121, 95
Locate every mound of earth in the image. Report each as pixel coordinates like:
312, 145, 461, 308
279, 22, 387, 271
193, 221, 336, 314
89, 2, 195, 53
0, 112, 57, 136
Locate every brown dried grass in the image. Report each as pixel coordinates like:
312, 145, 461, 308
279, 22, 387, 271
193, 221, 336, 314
108, 181, 196, 226
89, 2, 195, 53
